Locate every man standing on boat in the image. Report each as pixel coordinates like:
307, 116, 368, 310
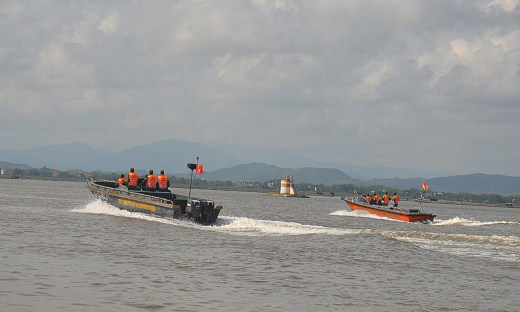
116, 173, 126, 188
382, 192, 390, 206
142, 169, 157, 191
157, 170, 170, 191
392, 192, 400, 207
373, 193, 380, 205
126, 167, 139, 190
365, 194, 372, 204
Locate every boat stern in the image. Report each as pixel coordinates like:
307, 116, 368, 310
187, 199, 222, 225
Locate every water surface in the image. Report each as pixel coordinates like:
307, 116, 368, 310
1, 179, 519, 311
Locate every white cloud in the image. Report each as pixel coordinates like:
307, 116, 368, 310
483, 0, 519, 12
1, 1, 520, 176
0, 1, 24, 17
348, 60, 396, 102
99, 13, 119, 36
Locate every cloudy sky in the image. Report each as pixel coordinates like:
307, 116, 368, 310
1, 0, 520, 176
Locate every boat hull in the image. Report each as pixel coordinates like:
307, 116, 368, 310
343, 197, 435, 222
86, 179, 222, 225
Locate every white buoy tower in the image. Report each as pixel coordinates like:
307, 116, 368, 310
280, 174, 291, 195
280, 174, 299, 196
265, 174, 308, 198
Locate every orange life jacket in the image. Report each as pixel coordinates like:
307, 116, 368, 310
393, 195, 400, 205
366, 196, 372, 203
147, 174, 157, 189
158, 174, 168, 189
374, 195, 379, 203
117, 177, 126, 186
383, 194, 390, 205
128, 172, 139, 186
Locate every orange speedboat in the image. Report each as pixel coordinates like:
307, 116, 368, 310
342, 197, 435, 222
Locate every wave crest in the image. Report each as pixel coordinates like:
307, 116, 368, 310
434, 217, 519, 226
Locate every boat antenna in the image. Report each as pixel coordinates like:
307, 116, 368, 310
187, 157, 199, 199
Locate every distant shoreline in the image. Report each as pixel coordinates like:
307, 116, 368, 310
2, 177, 518, 208
408, 198, 519, 208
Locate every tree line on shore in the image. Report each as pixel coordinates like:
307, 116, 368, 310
3, 167, 517, 206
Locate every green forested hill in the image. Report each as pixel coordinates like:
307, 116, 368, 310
0, 161, 33, 169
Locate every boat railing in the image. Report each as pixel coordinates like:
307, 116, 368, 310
87, 179, 173, 205
345, 196, 434, 215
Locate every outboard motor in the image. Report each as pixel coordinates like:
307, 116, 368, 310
186, 199, 201, 220
186, 199, 219, 224
199, 200, 217, 225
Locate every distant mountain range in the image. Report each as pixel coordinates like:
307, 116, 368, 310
196, 163, 363, 185
2, 141, 520, 195
366, 174, 520, 195
369, 174, 520, 196
0, 161, 32, 169
0, 140, 450, 180
179, 163, 520, 195
0, 140, 241, 175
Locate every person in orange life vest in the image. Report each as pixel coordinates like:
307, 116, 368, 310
365, 194, 372, 204
382, 192, 390, 206
126, 167, 139, 190
157, 170, 170, 190
116, 173, 126, 187
392, 192, 400, 207
142, 169, 157, 191
373, 193, 380, 205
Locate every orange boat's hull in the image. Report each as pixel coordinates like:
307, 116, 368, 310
344, 198, 435, 222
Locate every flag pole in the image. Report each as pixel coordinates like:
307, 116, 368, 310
187, 157, 202, 199
420, 190, 422, 210
188, 166, 194, 199
420, 181, 428, 211
187, 157, 199, 200
192, 157, 198, 200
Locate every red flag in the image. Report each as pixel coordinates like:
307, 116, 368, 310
422, 181, 428, 190
196, 165, 204, 175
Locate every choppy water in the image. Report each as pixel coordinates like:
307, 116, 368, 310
1, 179, 519, 311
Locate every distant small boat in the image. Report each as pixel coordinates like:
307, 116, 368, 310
342, 196, 435, 222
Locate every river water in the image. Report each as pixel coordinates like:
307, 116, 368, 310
1, 179, 519, 311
